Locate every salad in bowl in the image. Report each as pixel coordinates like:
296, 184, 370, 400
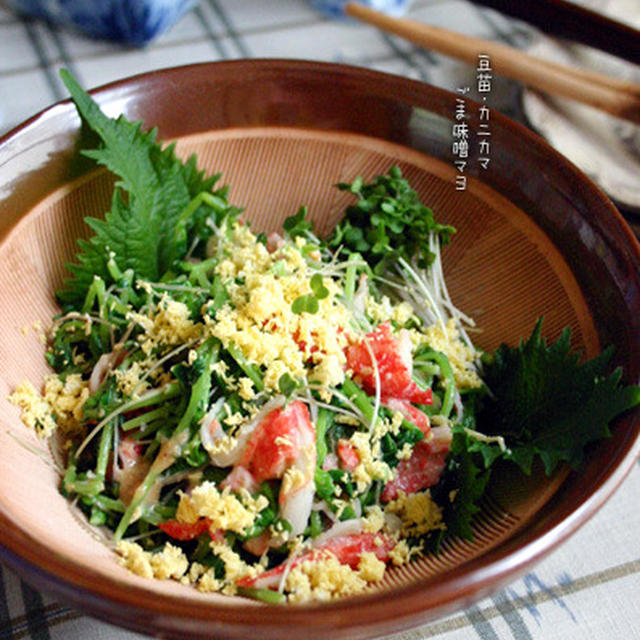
10, 70, 639, 605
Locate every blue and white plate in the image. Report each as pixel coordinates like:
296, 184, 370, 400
311, 0, 411, 18
7, 0, 199, 46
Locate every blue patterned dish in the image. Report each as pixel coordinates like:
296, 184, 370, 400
311, 0, 411, 18
6, 0, 199, 46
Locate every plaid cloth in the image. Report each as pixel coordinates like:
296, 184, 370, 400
0, 1, 638, 638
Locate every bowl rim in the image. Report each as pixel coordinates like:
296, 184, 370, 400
0, 59, 639, 639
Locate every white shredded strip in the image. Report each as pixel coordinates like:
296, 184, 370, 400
75, 383, 177, 458
277, 542, 307, 594
311, 518, 363, 548
138, 282, 211, 295
302, 384, 367, 423
134, 339, 199, 391
397, 256, 445, 330
296, 397, 369, 433
464, 427, 509, 452
312, 500, 338, 522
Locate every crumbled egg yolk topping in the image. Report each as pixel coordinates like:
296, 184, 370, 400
237, 377, 255, 401
116, 539, 263, 596
205, 541, 264, 595
281, 442, 315, 496
117, 541, 189, 581
129, 294, 203, 355
361, 506, 386, 534
348, 431, 394, 493
175, 481, 268, 534
9, 373, 89, 438
388, 539, 422, 566
365, 295, 415, 327
384, 490, 445, 537
117, 538, 391, 603
285, 551, 386, 603
113, 360, 150, 398
204, 223, 353, 392
415, 318, 482, 389
43, 373, 90, 434
8, 381, 58, 438
9, 217, 475, 604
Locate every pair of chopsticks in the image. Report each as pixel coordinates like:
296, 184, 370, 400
344, 2, 640, 125
469, 0, 639, 65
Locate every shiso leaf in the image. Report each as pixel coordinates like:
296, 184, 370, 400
57, 69, 236, 306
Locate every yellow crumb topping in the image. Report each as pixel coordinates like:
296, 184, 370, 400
11, 206, 473, 605
237, 377, 255, 400
384, 490, 445, 537
388, 539, 422, 566
117, 541, 188, 581
129, 294, 202, 354
8, 381, 57, 438
348, 431, 393, 493
204, 222, 353, 393
396, 442, 414, 460
9, 372, 90, 439
194, 566, 223, 593
117, 541, 154, 579
206, 541, 264, 595
222, 411, 245, 428
285, 550, 387, 603
175, 482, 268, 534
121, 539, 264, 596
357, 551, 386, 582
419, 318, 482, 389
365, 295, 415, 327
281, 466, 307, 496
43, 373, 90, 434
150, 542, 190, 580
113, 360, 150, 398
361, 505, 386, 534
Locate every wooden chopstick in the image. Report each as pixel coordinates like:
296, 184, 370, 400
469, 0, 640, 64
344, 2, 640, 125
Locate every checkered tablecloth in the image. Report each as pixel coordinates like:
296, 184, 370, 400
0, 1, 638, 638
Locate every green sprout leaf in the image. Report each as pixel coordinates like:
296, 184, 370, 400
329, 165, 455, 273
310, 273, 329, 300
291, 294, 319, 315
283, 206, 313, 240
278, 373, 299, 397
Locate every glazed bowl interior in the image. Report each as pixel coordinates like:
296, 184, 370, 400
0, 61, 638, 640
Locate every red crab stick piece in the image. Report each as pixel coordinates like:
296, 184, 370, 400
158, 518, 212, 541
382, 398, 450, 502
337, 439, 360, 472
237, 401, 314, 483
345, 322, 432, 405
236, 533, 395, 590
381, 440, 449, 502
236, 401, 316, 537
385, 398, 430, 434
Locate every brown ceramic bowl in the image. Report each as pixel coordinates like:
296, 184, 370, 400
0, 60, 638, 640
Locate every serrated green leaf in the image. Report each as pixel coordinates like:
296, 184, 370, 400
444, 422, 493, 540
478, 319, 640, 475
57, 70, 232, 307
